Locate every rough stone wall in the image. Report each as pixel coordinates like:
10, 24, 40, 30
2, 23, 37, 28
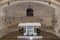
0, 2, 56, 38
3, 2, 55, 26
54, 6, 60, 37
0, 0, 59, 38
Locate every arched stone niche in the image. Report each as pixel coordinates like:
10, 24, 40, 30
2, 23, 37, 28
0, 1, 57, 38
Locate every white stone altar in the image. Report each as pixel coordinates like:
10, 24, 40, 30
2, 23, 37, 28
18, 23, 41, 36
18, 23, 43, 39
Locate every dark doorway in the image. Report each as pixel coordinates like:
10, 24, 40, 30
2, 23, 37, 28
26, 8, 33, 16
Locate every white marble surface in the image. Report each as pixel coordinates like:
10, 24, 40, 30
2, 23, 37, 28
17, 36, 43, 39
18, 23, 41, 27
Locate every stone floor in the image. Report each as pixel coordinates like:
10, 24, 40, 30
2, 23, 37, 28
1, 31, 60, 40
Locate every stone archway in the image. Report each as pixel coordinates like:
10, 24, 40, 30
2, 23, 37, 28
0, 1, 58, 38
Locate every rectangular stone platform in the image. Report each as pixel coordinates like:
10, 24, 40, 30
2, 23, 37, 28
17, 36, 43, 39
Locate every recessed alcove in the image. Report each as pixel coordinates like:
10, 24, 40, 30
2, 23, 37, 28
0, 0, 60, 40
